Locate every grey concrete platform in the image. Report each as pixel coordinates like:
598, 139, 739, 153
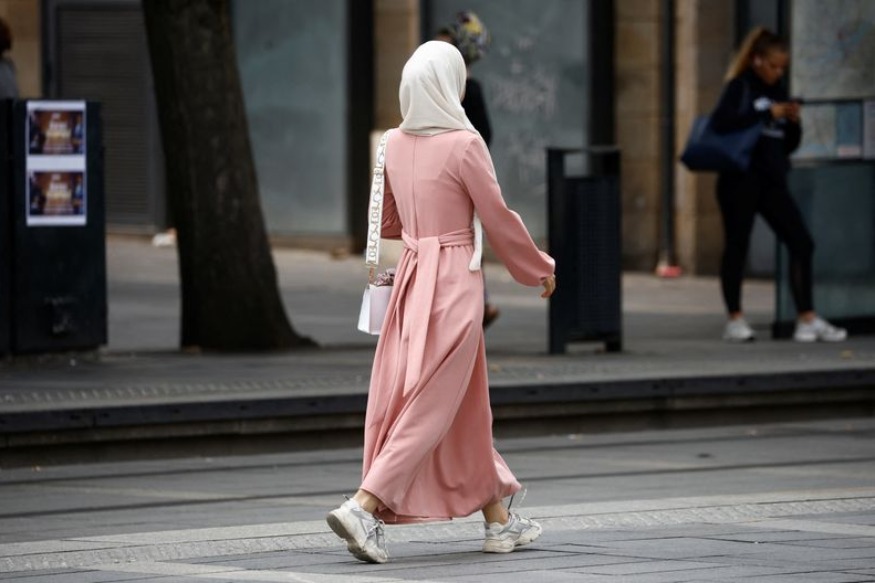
0, 418, 873, 582
0, 238, 874, 459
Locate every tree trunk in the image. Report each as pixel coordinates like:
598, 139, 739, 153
142, 0, 314, 351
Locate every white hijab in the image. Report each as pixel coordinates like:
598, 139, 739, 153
398, 41, 483, 270
399, 41, 478, 136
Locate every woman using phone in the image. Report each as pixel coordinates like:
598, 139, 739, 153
711, 27, 845, 343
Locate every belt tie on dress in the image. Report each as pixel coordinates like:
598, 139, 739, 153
400, 228, 475, 396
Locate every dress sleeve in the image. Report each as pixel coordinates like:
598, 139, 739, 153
460, 136, 555, 286
381, 170, 402, 240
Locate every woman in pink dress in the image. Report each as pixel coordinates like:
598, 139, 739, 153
327, 40, 556, 564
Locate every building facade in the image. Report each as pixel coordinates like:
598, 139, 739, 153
3, 0, 872, 285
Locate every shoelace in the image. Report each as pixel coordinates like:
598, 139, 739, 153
507, 487, 528, 513
367, 519, 386, 547
343, 496, 388, 548
505, 488, 535, 532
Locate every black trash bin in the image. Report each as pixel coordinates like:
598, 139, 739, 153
547, 146, 622, 354
0, 99, 13, 355
0, 99, 106, 355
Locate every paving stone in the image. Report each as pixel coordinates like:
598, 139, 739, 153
775, 537, 875, 549
569, 559, 730, 576
708, 554, 875, 572
579, 536, 787, 560
446, 570, 615, 582
810, 512, 875, 527
3, 421, 875, 581
703, 530, 858, 544
563, 565, 779, 583
742, 573, 875, 582
0, 569, 177, 582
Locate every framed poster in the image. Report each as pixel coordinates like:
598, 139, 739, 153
25, 101, 87, 226
794, 102, 864, 160
791, 0, 875, 101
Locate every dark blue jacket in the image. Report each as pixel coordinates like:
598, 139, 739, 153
711, 68, 801, 184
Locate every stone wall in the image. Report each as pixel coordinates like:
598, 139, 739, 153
616, 0, 661, 271
0, 0, 40, 97
2, 0, 739, 268
374, 0, 419, 129
0, 0, 737, 271
615, 0, 735, 274
675, 0, 734, 275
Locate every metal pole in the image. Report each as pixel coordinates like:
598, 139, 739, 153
420, 0, 432, 43
588, 0, 615, 146
346, 0, 375, 253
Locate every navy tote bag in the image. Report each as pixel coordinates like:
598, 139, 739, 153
680, 116, 763, 173
681, 80, 764, 173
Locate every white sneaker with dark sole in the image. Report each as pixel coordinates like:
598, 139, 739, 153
794, 317, 847, 342
723, 318, 755, 342
483, 512, 542, 553
326, 499, 389, 563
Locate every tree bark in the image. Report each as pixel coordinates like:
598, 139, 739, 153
142, 0, 313, 351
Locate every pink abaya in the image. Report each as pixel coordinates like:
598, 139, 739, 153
361, 129, 555, 523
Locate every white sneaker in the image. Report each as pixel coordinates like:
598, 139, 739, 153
326, 499, 388, 563
794, 317, 847, 342
483, 512, 542, 553
723, 318, 755, 342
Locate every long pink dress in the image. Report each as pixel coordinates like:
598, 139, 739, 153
361, 129, 555, 524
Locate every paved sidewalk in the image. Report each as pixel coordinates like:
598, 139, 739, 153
6, 491, 875, 582
1, 418, 874, 582
0, 237, 874, 443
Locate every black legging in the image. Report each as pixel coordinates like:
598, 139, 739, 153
716, 172, 814, 315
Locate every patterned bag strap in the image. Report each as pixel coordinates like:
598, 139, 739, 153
365, 131, 390, 279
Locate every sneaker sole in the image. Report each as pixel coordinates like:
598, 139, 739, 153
326, 510, 388, 564
794, 334, 847, 343
482, 523, 543, 553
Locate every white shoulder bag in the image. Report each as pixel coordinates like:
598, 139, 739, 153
357, 131, 393, 335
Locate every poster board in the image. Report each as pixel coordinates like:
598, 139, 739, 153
791, 0, 875, 101
795, 102, 863, 160
24, 101, 87, 226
